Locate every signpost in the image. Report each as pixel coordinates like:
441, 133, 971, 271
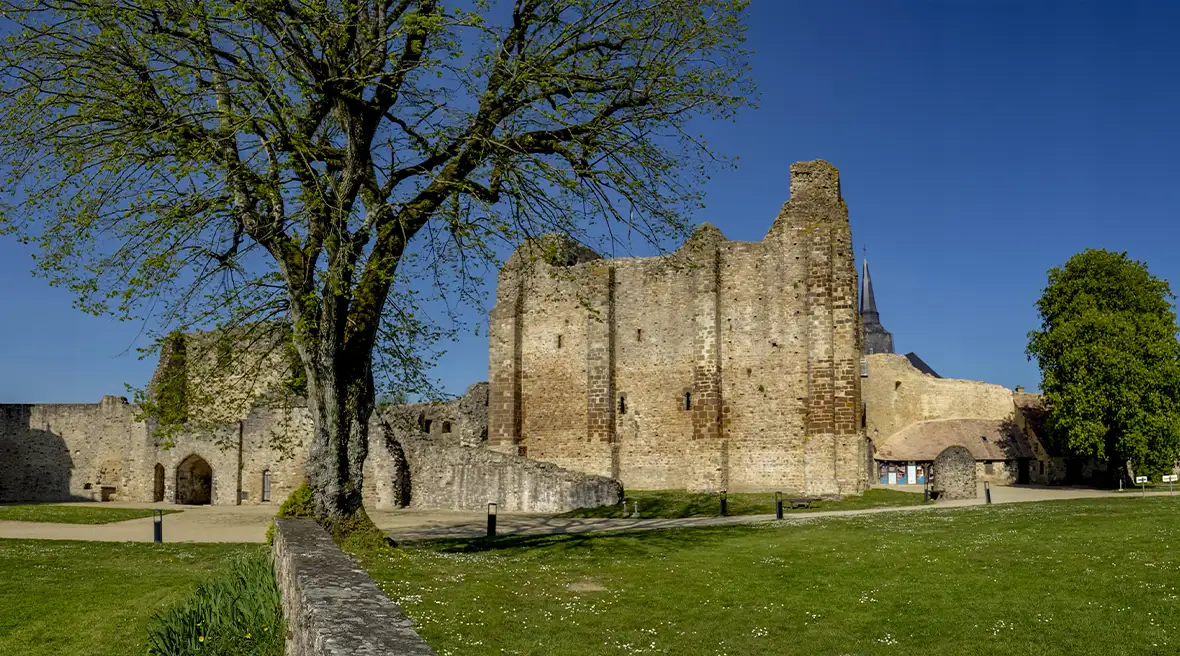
1163, 474, 1178, 496
1136, 476, 1148, 497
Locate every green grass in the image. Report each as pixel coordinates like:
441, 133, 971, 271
353, 496, 1180, 656
0, 504, 180, 524
559, 487, 926, 518
0, 539, 257, 656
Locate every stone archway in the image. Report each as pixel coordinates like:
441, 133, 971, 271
153, 463, 165, 502
175, 455, 212, 505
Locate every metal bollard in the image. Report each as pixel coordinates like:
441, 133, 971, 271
719, 489, 728, 516
984, 481, 992, 504
923, 484, 930, 504
153, 509, 163, 543
775, 491, 783, 520
487, 502, 497, 538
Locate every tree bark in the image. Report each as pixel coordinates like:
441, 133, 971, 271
294, 280, 377, 522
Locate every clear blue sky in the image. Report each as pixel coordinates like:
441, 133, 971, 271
3, 0, 1179, 402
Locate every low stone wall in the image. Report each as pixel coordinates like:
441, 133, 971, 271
390, 433, 623, 513
273, 518, 436, 656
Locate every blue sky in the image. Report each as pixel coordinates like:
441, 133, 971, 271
3, 0, 1180, 402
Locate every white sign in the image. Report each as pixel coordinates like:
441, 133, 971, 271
1136, 476, 1149, 484
1164, 475, 1178, 483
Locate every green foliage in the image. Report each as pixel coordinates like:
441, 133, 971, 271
0, 0, 755, 516
267, 481, 316, 544
146, 548, 283, 656
1027, 249, 1180, 479
277, 482, 316, 519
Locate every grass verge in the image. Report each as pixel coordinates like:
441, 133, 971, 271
0, 504, 180, 524
352, 496, 1180, 656
0, 539, 256, 656
559, 487, 926, 518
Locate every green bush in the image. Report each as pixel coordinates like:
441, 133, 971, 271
146, 547, 283, 656
267, 481, 316, 544
277, 482, 315, 518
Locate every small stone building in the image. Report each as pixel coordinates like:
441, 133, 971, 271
873, 417, 1036, 486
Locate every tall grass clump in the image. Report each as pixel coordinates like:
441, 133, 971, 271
146, 547, 283, 656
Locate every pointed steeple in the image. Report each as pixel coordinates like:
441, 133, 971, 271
860, 259, 878, 316
860, 258, 894, 355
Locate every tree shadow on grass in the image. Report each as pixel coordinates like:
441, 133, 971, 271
421, 522, 767, 557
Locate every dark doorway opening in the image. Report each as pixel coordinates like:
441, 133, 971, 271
1066, 458, 1083, 485
1017, 458, 1030, 485
153, 463, 165, 502
176, 454, 213, 505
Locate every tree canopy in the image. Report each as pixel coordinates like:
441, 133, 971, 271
1027, 248, 1180, 481
0, 0, 754, 519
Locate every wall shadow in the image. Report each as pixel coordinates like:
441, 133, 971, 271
0, 405, 79, 502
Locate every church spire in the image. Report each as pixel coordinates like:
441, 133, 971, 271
860, 258, 894, 355
860, 259, 878, 316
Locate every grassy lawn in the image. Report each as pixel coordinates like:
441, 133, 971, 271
0, 504, 180, 524
560, 487, 926, 518
354, 496, 1180, 656
0, 539, 258, 656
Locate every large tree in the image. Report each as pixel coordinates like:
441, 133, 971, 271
1027, 248, 1180, 482
0, 0, 753, 522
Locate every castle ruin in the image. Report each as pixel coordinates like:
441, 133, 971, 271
487, 160, 869, 495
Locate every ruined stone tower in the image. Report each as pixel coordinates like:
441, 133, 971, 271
487, 161, 868, 495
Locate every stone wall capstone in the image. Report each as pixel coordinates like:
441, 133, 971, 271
273, 518, 436, 656
933, 445, 977, 500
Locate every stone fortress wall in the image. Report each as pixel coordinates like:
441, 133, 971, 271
0, 356, 617, 511
488, 161, 869, 496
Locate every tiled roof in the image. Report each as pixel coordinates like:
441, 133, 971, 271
874, 418, 1035, 462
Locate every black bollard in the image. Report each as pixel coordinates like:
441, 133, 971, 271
923, 484, 930, 504
153, 509, 163, 543
984, 481, 992, 504
487, 502, 497, 538
720, 489, 728, 516
775, 491, 783, 520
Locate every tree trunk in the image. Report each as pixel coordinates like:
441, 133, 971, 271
303, 341, 375, 521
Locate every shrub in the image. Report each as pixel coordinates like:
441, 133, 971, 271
267, 481, 315, 544
146, 547, 283, 656
277, 482, 315, 518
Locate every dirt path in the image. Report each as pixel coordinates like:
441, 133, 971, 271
1, 485, 1175, 544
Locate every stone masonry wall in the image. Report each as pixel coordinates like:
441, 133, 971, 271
274, 518, 436, 656
863, 353, 1017, 441
488, 161, 868, 495
375, 431, 622, 513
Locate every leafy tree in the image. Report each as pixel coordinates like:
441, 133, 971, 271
1027, 249, 1180, 482
0, 0, 753, 522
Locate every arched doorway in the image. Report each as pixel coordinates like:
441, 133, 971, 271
175, 455, 212, 505
153, 463, 165, 502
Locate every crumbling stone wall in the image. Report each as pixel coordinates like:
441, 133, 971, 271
0, 397, 150, 502
488, 161, 867, 495
933, 445, 977, 500
863, 353, 1017, 440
